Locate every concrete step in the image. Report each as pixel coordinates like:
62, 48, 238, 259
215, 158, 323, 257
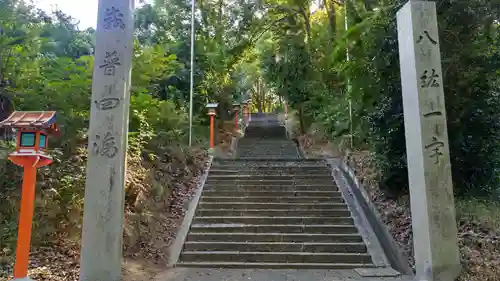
209, 169, 330, 174
203, 185, 338, 192
196, 209, 351, 217
214, 159, 323, 164
202, 190, 340, 196
193, 216, 354, 225
238, 151, 298, 156
238, 149, 298, 153
208, 171, 331, 177
186, 232, 363, 243
198, 202, 347, 210
204, 183, 335, 189
210, 164, 325, 169
182, 241, 368, 253
238, 156, 301, 160
208, 175, 333, 180
205, 179, 335, 184
200, 196, 344, 203
210, 164, 327, 170
238, 148, 297, 151
180, 251, 372, 264
238, 147, 296, 150
175, 261, 375, 269
238, 143, 296, 147
189, 224, 358, 234
238, 140, 292, 144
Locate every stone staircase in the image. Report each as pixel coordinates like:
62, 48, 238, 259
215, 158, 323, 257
176, 116, 380, 269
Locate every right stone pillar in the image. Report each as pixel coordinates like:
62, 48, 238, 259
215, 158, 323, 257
396, 1, 461, 281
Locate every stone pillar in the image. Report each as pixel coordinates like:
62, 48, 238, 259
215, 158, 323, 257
396, 1, 460, 281
79, 1, 134, 281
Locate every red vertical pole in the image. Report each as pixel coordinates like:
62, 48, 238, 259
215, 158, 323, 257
234, 109, 239, 132
243, 106, 247, 126
13, 165, 37, 279
209, 115, 215, 148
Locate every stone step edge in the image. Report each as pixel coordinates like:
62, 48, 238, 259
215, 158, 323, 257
195, 216, 353, 219
210, 166, 327, 168
201, 196, 343, 199
174, 262, 376, 268
197, 209, 349, 212
190, 224, 357, 228
183, 241, 365, 246
215, 158, 323, 162
207, 175, 333, 178
198, 202, 346, 206
205, 179, 334, 181
188, 232, 361, 237
181, 251, 371, 256
202, 190, 342, 192
200, 195, 342, 198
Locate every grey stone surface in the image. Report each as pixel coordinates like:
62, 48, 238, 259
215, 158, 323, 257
334, 159, 413, 275
177, 117, 379, 269
355, 268, 401, 277
79, 0, 134, 280
167, 156, 214, 266
329, 160, 391, 268
397, 1, 460, 280
155, 268, 413, 281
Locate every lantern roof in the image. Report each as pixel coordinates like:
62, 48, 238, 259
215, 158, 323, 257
206, 103, 219, 108
0, 111, 58, 134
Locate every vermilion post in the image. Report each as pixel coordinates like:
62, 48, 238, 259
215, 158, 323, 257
242, 105, 248, 126
209, 114, 215, 148
206, 103, 218, 150
232, 103, 241, 133
234, 109, 239, 131
13, 166, 37, 279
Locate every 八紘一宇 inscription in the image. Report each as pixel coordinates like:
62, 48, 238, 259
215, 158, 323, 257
424, 136, 444, 164
416, 31, 437, 45
420, 69, 440, 88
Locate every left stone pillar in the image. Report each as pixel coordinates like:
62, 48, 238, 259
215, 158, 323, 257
79, 1, 134, 281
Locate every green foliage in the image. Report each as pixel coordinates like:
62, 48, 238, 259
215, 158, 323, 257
0, 0, 216, 254
363, 0, 500, 197
257, 0, 500, 199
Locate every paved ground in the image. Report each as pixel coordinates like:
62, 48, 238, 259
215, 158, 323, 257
155, 268, 413, 281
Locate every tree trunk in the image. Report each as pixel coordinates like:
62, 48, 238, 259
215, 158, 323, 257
298, 104, 306, 134
323, 0, 337, 39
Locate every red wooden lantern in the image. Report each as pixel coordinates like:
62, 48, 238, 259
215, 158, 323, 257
0, 111, 59, 168
0, 111, 59, 281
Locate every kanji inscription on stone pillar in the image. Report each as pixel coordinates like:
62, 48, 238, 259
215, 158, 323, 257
397, 1, 460, 280
79, 1, 134, 281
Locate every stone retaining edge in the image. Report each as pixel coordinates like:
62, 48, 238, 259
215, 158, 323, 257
167, 155, 214, 266
328, 158, 391, 269
294, 139, 413, 275
333, 159, 414, 275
